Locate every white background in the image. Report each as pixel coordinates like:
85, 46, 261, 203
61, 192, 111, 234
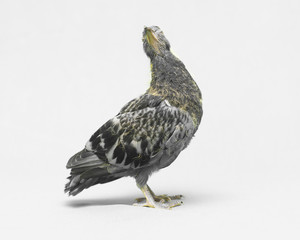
1, 0, 299, 239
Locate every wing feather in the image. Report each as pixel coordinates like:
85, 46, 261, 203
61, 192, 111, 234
66, 149, 108, 169
67, 94, 194, 171
86, 95, 194, 169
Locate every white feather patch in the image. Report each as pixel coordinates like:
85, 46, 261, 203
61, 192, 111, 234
165, 100, 171, 106
105, 140, 118, 161
130, 140, 142, 154
85, 141, 93, 151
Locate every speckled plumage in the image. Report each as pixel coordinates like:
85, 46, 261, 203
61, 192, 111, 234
65, 26, 203, 208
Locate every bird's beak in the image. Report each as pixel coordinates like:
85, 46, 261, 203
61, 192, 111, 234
145, 27, 160, 53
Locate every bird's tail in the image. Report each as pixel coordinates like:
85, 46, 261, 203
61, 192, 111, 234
64, 167, 123, 196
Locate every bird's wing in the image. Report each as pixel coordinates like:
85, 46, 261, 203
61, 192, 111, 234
67, 94, 194, 170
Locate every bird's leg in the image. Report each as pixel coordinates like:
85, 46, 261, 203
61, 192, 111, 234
133, 184, 183, 209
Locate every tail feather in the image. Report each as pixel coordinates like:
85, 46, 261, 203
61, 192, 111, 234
65, 149, 128, 196
65, 176, 99, 196
65, 167, 124, 196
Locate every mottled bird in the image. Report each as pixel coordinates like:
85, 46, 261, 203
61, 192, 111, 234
65, 26, 203, 209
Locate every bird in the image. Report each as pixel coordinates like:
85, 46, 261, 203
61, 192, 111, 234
65, 26, 203, 209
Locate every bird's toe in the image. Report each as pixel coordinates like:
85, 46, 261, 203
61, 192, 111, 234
154, 194, 184, 203
133, 198, 183, 209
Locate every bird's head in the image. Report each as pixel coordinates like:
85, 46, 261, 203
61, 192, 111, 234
143, 26, 170, 59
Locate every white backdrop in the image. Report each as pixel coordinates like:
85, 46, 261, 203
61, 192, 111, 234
1, 0, 299, 239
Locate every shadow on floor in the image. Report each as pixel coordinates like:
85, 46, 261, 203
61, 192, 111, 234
64, 195, 137, 208
64, 191, 231, 208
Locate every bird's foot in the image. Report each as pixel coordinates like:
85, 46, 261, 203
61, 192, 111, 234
135, 194, 183, 203
135, 185, 183, 209
133, 198, 183, 209
134, 194, 184, 209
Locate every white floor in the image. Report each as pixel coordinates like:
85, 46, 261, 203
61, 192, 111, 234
2, 141, 299, 240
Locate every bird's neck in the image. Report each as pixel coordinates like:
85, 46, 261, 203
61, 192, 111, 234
149, 52, 184, 84
147, 52, 203, 127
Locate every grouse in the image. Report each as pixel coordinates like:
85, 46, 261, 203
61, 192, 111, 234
65, 26, 203, 209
